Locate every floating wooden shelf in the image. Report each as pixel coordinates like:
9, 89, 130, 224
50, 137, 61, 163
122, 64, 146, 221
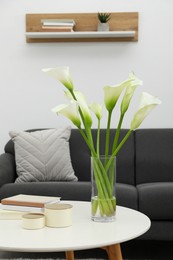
26, 12, 138, 43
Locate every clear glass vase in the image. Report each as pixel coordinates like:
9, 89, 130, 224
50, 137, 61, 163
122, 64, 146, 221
91, 156, 116, 222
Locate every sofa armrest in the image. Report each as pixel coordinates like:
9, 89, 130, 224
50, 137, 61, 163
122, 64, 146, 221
0, 153, 16, 187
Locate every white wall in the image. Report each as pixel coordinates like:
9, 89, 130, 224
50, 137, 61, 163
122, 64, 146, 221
0, 0, 173, 153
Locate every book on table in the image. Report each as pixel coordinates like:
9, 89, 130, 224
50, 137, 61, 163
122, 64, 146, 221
1, 194, 60, 208
0, 209, 29, 220
0, 203, 44, 213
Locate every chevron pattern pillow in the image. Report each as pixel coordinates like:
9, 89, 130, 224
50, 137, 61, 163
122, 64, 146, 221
9, 127, 78, 183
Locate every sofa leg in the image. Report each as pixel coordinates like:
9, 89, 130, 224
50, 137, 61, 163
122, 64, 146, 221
65, 250, 74, 260
102, 243, 123, 260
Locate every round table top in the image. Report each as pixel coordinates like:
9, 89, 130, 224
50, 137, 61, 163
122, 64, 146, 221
0, 201, 151, 252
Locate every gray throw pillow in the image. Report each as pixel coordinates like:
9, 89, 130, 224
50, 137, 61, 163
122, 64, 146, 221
9, 127, 78, 183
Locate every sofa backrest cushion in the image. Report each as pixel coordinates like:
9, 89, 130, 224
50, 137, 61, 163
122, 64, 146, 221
136, 129, 173, 184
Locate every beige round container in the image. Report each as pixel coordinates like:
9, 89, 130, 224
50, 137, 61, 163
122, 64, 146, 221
45, 203, 73, 228
22, 213, 45, 230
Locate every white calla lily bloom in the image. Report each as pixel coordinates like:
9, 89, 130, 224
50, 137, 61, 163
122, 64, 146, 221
104, 84, 125, 112
130, 92, 162, 130
89, 102, 102, 120
64, 90, 93, 127
42, 66, 74, 91
52, 102, 81, 127
121, 73, 143, 115
104, 76, 137, 112
74, 91, 92, 127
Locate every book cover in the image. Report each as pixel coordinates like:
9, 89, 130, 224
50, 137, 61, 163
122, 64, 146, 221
1, 194, 60, 208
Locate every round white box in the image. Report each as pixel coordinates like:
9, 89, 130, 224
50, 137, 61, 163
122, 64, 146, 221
45, 203, 73, 228
22, 213, 45, 230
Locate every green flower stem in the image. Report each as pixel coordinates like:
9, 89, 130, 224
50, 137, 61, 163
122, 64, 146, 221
78, 127, 114, 215
112, 113, 124, 153
96, 119, 101, 157
87, 128, 95, 155
70, 90, 86, 126
78, 127, 113, 200
92, 158, 115, 215
98, 162, 113, 198
79, 123, 115, 216
69, 89, 95, 155
106, 129, 133, 171
92, 161, 113, 215
98, 200, 104, 216
78, 127, 96, 155
89, 154, 116, 216
104, 111, 112, 165
73, 89, 115, 216
109, 158, 115, 192
91, 199, 98, 215
109, 113, 124, 188
93, 161, 112, 199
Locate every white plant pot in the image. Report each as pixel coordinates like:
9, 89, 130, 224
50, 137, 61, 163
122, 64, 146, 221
97, 23, 109, 31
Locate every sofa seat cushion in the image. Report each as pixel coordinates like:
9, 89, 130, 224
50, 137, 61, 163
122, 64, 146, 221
137, 182, 173, 220
9, 127, 77, 183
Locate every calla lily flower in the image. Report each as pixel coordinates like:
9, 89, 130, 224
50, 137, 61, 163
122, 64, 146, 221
74, 91, 93, 127
42, 66, 74, 91
121, 73, 143, 115
64, 90, 92, 127
52, 102, 81, 127
104, 76, 136, 112
104, 85, 125, 112
89, 102, 102, 120
130, 92, 162, 130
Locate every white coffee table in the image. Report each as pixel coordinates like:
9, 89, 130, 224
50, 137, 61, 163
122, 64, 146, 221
0, 201, 151, 260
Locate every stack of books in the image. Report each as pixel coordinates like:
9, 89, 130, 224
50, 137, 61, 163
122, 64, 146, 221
0, 194, 60, 219
41, 19, 76, 32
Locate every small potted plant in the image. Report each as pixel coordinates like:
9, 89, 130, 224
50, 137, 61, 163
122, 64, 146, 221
97, 12, 111, 31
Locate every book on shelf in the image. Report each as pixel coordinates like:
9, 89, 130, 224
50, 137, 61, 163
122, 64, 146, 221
42, 23, 75, 27
41, 26, 73, 32
1, 194, 60, 208
41, 19, 76, 27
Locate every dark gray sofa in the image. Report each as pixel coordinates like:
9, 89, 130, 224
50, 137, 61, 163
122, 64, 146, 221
0, 128, 173, 242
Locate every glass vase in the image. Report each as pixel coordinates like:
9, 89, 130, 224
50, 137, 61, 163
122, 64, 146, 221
91, 156, 116, 222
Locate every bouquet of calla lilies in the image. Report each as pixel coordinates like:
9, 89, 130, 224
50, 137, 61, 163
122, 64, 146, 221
42, 66, 161, 219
